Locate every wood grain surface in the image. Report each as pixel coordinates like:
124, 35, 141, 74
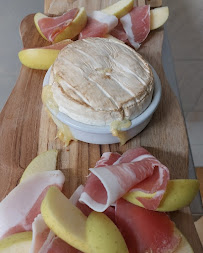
0, 0, 202, 251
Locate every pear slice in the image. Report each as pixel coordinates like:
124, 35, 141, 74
123, 179, 199, 212
86, 211, 129, 253
20, 150, 58, 183
18, 39, 72, 70
41, 186, 89, 253
0, 232, 32, 253
150, 6, 169, 30
174, 228, 194, 253
102, 0, 134, 19
34, 7, 87, 43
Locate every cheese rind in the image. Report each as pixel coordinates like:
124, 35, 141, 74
50, 38, 154, 126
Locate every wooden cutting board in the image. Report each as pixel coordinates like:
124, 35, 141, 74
0, 0, 202, 251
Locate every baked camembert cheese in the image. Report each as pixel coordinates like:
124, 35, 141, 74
42, 37, 154, 145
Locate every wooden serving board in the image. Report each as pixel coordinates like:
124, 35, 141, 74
0, 0, 202, 251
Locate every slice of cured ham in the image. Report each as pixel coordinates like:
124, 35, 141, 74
79, 147, 169, 212
126, 165, 170, 210
0, 171, 65, 239
95, 152, 121, 168
79, 11, 118, 39
30, 214, 79, 253
71, 185, 116, 223
113, 5, 150, 49
110, 21, 129, 44
38, 8, 79, 42
116, 199, 181, 253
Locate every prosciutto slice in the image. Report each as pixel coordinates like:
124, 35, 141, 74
38, 8, 79, 42
95, 152, 121, 168
111, 5, 150, 49
30, 214, 80, 253
71, 185, 116, 223
116, 199, 181, 253
79, 147, 169, 212
0, 171, 65, 239
79, 11, 118, 39
126, 164, 170, 210
110, 21, 129, 44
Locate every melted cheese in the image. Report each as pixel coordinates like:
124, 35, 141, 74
42, 86, 75, 146
110, 119, 132, 145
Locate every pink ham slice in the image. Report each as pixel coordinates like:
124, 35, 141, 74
95, 152, 121, 168
38, 8, 79, 42
112, 5, 150, 49
30, 214, 80, 253
116, 199, 181, 253
110, 21, 129, 44
127, 164, 170, 210
0, 171, 65, 239
79, 147, 169, 212
79, 11, 118, 40
115, 148, 170, 210
70, 185, 116, 223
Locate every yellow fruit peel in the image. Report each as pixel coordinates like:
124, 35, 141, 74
150, 6, 169, 30
41, 186, 89, 253
18, 48, 60, 70
157, 179, 199, 212
174, 228, 194, 253
86, 211, 129, 253
54, 7, 87, 42
123, 179, 199, 212
34, 12, 49, 41
20, 150, 58, 183
102, 0, 134, 19
0, 232, 32, 253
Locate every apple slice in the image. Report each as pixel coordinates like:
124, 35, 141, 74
41, 186, 89, 253
20, 150, 58, 183
150, 6, 169, 30
157, 179, 199, 212
86, 211, 129, 253
123, 179, 199, 212
34, 7, 87, 43
174, 228, 194, 253
0, 232, 32, 253
102, 0, 134, 19
18, 39, 72, 70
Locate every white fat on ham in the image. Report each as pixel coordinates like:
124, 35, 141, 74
79, 148, 169, 212
90, 11, 118, 33
0, 171, 65, 239
69, 185, 84, 205
79, 11, 118, 39
120, 13, 140, 49
120, 5, 150, 49
30, 214, 53, 253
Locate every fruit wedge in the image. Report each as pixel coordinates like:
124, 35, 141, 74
150, 6, 169, 30
123, 179, 199, 212
174, 228, 194, 253
20, 150, 58, 183
0, 232, 32, 253
102, 0, 134, 19
86, 211, 129, 253
41, 186, 89, 253
34, 7, 87, 43
18, 39, 72, 70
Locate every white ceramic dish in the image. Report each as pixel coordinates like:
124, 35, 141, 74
43, 65, 161, 144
